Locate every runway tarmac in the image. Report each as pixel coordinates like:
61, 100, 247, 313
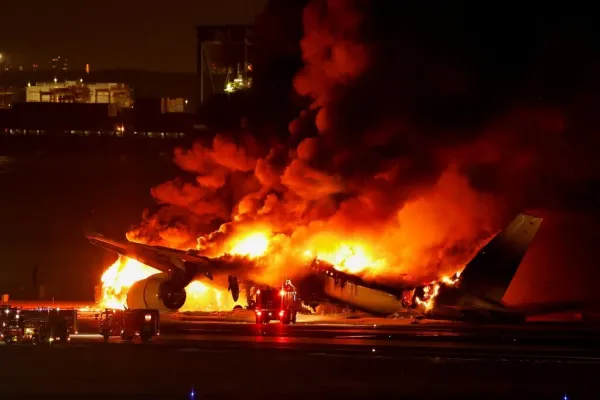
1, 319, 599, 398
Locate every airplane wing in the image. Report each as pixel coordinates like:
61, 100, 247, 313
86, 233, 247, 301
86, 233, 221, 284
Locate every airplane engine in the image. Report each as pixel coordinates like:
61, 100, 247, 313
127, 273, 187, 312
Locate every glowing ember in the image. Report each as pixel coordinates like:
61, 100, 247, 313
414, 271, 462, 312
228, 232, 270, 257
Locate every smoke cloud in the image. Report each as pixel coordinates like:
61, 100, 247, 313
128, 1, 600, 286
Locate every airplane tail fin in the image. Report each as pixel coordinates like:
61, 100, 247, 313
459, 213, 543, 304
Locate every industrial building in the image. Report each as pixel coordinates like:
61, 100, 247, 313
160, 97, 188, 113
197, 25, 254, 104
25, 81, 133, 109
0, 88, 18, 109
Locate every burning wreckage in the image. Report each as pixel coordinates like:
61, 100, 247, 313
84, 0, 590, 324
87, 212, 579, 323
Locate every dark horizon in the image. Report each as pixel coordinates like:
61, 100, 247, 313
0, 0, 267, 73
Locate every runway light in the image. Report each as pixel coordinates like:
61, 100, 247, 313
372, 348, 376, 352
190, 387, 195, 398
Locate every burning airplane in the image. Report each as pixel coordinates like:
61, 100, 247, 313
85, 0, 591, 321
87, 211, 580, 323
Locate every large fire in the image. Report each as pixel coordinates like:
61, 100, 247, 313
98, 256, 245, 311
97, 227, 463, 312
97, 231, 280, 311
228, 232, 271, 258
95, 1, 502, 312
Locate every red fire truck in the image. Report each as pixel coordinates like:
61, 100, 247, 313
2, 308, 71, 345
98, 309, 160, 342
255, 280, 298, 324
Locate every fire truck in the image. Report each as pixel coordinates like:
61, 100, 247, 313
98, 309, 160, 342
255, 280, 298, 324
54, 309, 78, 335
2, 308, 70, 344
1, 307, 23, 344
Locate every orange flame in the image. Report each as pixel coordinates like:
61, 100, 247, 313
413, 272, 462, 312
302, 243, 386, 275
97, 229, 465, 313
97, 256, 244, 312
100, 257, 156, 309
228, 231, 271, 257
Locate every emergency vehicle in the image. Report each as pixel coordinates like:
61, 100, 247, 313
54, 309, 78, 335
98, 308, 160, 342
255, 280, 298, 324
1, 307, 23, 344
2, 308, 70, 344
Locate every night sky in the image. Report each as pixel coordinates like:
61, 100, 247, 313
0, 0, 267, 72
